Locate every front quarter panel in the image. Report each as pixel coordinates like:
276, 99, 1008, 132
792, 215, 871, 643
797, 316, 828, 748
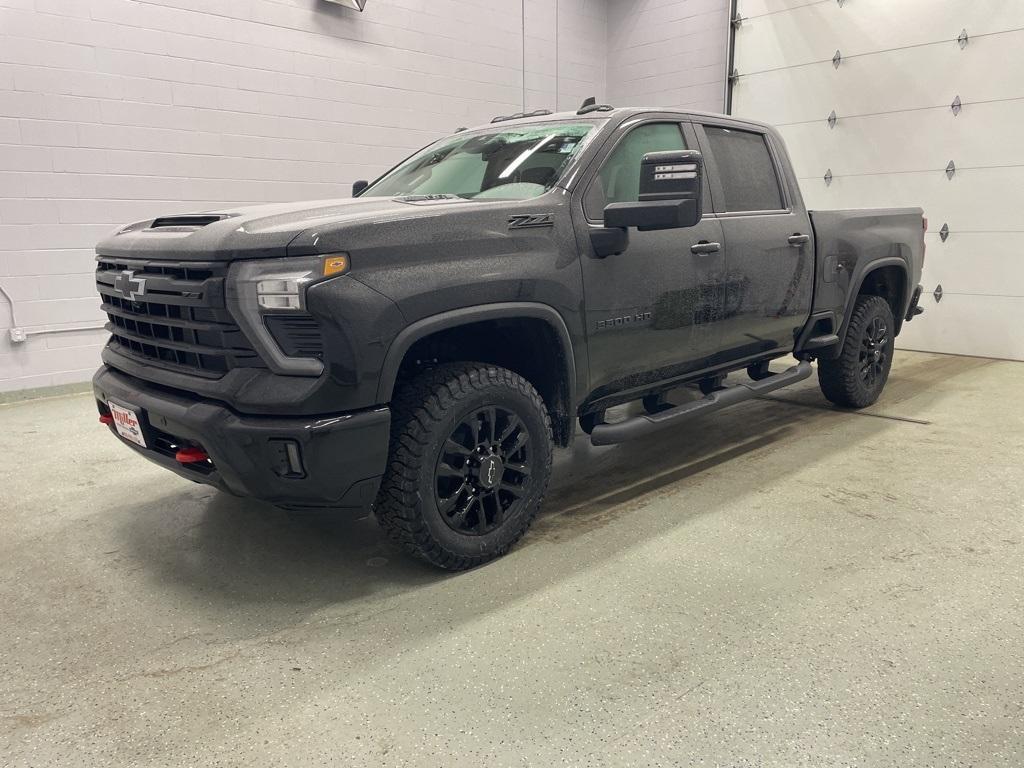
332, 192, 589, 404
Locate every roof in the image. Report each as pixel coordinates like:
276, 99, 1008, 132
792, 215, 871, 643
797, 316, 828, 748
459, 106, 774, 134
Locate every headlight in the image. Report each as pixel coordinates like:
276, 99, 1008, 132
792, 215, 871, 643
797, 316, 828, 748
227, 253, 349, 376
254, 254, 349, 311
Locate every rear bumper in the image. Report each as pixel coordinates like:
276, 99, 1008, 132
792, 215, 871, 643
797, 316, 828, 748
92, 366, 390, 513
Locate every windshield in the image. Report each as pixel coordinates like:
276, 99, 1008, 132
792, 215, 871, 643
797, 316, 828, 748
362, 122, 597, 201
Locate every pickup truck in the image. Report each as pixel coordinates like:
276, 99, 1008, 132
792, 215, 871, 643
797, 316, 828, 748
92, 104, 926, 570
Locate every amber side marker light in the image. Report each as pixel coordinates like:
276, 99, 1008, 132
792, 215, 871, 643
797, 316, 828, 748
322, 253, 349, 277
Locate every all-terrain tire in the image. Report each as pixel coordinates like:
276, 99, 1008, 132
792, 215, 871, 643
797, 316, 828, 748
818, 294, 896, 408
375, 362, 553, 570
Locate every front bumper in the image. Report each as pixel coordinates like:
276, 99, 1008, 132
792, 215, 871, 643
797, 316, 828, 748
93, 366, 390, 513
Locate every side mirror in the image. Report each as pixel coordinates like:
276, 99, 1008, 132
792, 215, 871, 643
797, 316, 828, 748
352, 179, 369, 197
603, 150, 703, 231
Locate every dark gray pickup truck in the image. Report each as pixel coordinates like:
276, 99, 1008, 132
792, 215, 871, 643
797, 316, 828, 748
92, 104, 926, 569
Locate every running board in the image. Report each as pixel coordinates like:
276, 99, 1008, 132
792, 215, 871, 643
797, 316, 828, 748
590, 360, 813, 446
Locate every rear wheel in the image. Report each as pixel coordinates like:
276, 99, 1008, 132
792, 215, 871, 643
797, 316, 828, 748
375, 362, 553, 570
818, 295, 895, 408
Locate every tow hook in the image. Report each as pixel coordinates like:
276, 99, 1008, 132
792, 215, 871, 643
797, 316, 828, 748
175, 447, 210, 464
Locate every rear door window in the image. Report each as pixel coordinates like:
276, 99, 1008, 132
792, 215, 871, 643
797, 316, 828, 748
703, 126, 784, 212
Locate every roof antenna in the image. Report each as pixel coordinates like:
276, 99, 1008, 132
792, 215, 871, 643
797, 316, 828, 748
579, 96, 596, 111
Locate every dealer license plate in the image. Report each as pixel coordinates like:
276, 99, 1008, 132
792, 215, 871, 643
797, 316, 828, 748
108, 401, 147, 448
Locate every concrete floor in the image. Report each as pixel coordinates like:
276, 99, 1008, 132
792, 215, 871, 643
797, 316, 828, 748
1, 350, 1022, 767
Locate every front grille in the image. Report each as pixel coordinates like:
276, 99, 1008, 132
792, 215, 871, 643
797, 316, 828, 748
96, 257, 263, 378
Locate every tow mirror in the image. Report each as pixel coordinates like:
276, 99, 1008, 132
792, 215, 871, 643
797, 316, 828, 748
603, 150, 703, 231
352, 179, 369, 197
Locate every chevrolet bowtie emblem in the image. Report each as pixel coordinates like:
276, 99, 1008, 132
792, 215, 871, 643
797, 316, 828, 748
113, 270, 147, 302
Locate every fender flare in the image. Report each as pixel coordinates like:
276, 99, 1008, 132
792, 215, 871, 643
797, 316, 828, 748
837, 256, 910, 342
375, 302, 577, 407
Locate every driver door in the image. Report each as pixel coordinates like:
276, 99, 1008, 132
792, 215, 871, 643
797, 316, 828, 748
576, 120, 727, 401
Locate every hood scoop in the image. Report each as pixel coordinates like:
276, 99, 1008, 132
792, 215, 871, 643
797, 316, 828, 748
150, 214, 229, 230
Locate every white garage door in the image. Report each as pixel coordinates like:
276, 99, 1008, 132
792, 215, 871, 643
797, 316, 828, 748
731, 0, 1024, 361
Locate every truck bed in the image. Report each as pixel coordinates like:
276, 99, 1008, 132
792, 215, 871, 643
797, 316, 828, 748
807, 207, 925, 325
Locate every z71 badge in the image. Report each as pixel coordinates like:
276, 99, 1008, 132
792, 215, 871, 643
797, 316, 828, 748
508, 213, 554, 229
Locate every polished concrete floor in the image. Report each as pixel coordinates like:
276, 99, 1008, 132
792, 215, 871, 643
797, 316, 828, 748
1, 351, 1022, 767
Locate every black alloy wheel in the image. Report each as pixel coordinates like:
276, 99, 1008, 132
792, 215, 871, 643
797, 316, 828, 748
859, 315, 890, 389
434, 406, 534, 536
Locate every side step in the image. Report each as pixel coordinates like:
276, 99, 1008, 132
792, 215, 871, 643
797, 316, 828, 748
802, 333, 840, 350
590, 360, 813, 446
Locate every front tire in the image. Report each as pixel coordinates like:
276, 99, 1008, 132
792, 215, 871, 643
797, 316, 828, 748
375, 363, 553, 570
818, 295, 895, 408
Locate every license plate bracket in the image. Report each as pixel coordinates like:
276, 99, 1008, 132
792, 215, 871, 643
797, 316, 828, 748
107, 401, 147, 448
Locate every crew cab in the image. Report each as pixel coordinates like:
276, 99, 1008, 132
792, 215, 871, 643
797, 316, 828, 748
92, 104, 926, 569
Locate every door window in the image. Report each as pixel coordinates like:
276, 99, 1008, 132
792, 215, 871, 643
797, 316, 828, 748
703, 126, 784, 212
584, 123, 687, 219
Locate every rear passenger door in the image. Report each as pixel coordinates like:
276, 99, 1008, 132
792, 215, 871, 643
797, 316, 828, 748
695, 122, 813, 361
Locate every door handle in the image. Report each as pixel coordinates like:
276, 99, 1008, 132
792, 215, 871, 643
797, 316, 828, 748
690, 241, 721, 255
788, 233, 810, 246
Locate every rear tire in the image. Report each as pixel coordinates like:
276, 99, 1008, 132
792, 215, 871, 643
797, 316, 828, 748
818, 295, 895, 408
375, 362, 553, 570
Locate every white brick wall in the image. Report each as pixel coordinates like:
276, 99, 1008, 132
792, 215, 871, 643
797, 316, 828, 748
606, 0, 730, 112
0, 0, 610, 392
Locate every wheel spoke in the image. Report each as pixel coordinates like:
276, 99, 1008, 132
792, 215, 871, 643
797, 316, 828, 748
438, 483, 466, 515
498, 413, 521, 443
464, 416, 480, 448
444, 437, 472, 456
499, 481, 524, 498
475, 495, 490, 532
452, 495, 476, 527
483, 407, 497, 445
504, 461, 531, 477
489, 492, 505, 526
437, 461, 465, 480
506, 430, 529, 457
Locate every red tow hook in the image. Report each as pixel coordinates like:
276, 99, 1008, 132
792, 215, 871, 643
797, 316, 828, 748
175, 447, 210, 464
99, 414, 114, 425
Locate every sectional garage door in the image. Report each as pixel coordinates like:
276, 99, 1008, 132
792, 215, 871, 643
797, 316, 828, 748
730, 0, 1024, 360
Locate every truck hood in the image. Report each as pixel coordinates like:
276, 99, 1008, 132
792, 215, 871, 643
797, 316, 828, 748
95, 195, 483, 262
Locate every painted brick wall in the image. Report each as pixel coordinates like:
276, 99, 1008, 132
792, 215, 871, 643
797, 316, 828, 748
0, 0, 608, 392
606, 0, 730, 112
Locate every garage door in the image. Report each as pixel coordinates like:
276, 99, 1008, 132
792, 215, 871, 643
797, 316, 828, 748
730, 0, 1024, 361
